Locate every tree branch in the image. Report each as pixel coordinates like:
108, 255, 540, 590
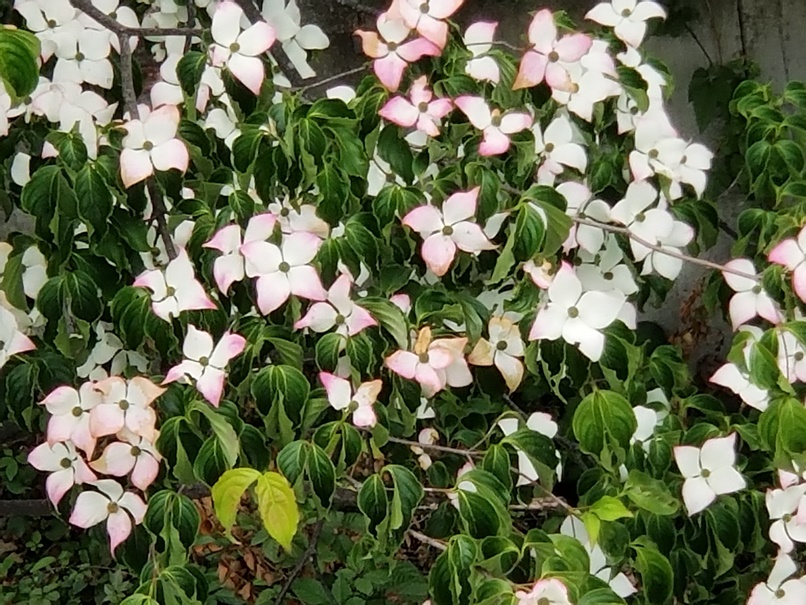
273, 519, 326, 605
295, 65, 369, 94
408, 529, 447, 551
69, 0, 199, 37
386, 435, 483, 457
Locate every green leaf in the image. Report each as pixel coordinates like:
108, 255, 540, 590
190, 401, 240, 468
144, 490, 200, 554
521, 186, 572, 256
308, 443, 336, 506
356, 297, 410, 349
254, 471, 300, 551
315, 332, 344, 371
633, 538, 673, 604
385, 464, 423, 531
277, 441, 309, 486
176, 51, 207, 98
759, 397, 806, 465
0, 27, 40, 100
75, 163, 113, 236
37, 271, 103, 323
193, 436, 232, 485
377, 124, 414, 183
358, 473, 388, 535
513, 204, 545, 260
211, 468, 261, 539
502, 428, 558, 485
623, 470, 679, 516
572, 390, 636, 461
589, 496, 633, 522
578, 588, 627, 605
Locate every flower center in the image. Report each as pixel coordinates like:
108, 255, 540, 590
681, 155, 688, 164
280, 207, 290, 217
131, 446, 142, 457
796, 352, 804, 362
110, 11, 117, 19
75, 52, 85, 62
635, 212, 646, 222
496, 340, 508, 351
544, 142, 555, 153
387, 41, 398, 52
335, 314, 346, 325
166, 286, 176, 296
47, 19, 57, 28
279, 261, 291, 273
570, 83, 580, 93
230, 42, 241, 53
72, 406, 83, 417
603, 271, 614, 280
538, 599, 551, 605
491, 115, 502, 128
752, 285, 762, 294
630, 106, 639, 115
143, 140, 154, 151
442, 225, 454, 236
348, 399, 360, 412
418, 353, 430, 364
775, 589, 786, 599
107, 502, 119, 514
119, 399, 130, 411
420, 1, 430, 13
784, 513, 793, 523
621, 9, 632, 16
548, 51, 560, 63
648, 148, 659, 159
199, 356, 209, 367
418, 102, 429, 113
701, 468, 711, 478
567, 306, 579, 318
0, 339, 5, 350
60, 457, 72, 469
386, 173, 396, 183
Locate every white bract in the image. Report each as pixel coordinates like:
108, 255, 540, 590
673, 434, 746, 516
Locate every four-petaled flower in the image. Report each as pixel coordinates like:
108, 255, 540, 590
295, 274, 377, 337
319, 372, 382, 428
27, 440, 96, 506
468, 316, 525, 392
515, 578, 573, 605
91, 376, 164, 442
586, 0, 667, 48
203, 214, 278, 293
529, 262, 625, 362
722, 259, 782, 329
0, 306, 36, 371
40, 383, 103, 456
240, 232, 328, 315
120, 105, 189, 188
385, 327, 468, 396
402, 187, 495, 276
769, 226, 806, 303
766, 484, 806, 554
134, 249, 217, 321
395, 0, 464, 49
748, 554, 806, 605
379, 76, 453, 137
163, 326, 246, 407
513, 9, 592, 91
533, 115, 588, 184
90, 429, 162, 491
455, 96, 533, 156
673, 433, 746, 516
210, 0, 276, 94
69, 479, 147, 553
464, 22, 500, 83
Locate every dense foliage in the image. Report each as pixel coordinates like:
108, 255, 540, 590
3, 0, 806, 604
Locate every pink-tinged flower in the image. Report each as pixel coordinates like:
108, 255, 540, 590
402, 188, 495, 276
769, 226, 806, 303
385, 327, 467, 396
210, 1, 276, 94
464, 22, 500, 83
524, 259, 554, 289
163, 326, 245, 407
295, 274, 377, 337
90, 430, 162, 491
319, 372, 382, 428
69, 479, 147, 553
240, 232, 328, 315
40, 383, 104, 456
133, 249, 217, 321
27, 441, 96, 506
390, 293, 412, 314
356, 13, 440, 92
468, 317, 525, 393
529, 262, 625, 362
0, 306, 36, 370
119, 105, 189, 188
674, 434, 746, 516
91, 377, 164, 442
454, 96, 532, 156
379, 76, 453, 137
748, 554, 806, 605
515, 578, 572, 605
395, 0, 464, 49
431, 336, 472, 390
203, 214, 278, 293
533, 115, 588, 184
721, 259, 782, 329
513, 9, 592, 91
586, 0, 667, 48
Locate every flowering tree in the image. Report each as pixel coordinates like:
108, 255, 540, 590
1, 0, 805, 603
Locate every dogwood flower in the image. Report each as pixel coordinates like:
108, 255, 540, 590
269, 197, 330, 238
90, 377, 164, 442
395, 0, 463, 49
295, 274, 377, 337
52, 29, 114, 89
76, 322, 148, 381
533, 115, 588, 184
722, 259, 782, 329
673, 433, 746, 515
27, 441, 96, 506
529, 262, 625, 362
454, 96, 533, 156
240, 232, 328, 315
769, 226, 806, 303
133, 249, 217, 321
498, 412, 561, 485
411, 428, 440, 470
210, 0, 276, 94
431, 336, 473, 391
767, 484, 806, 554
513, 9, 592, 91
319, 372, 382, 428
464, 22, 500, 83
120, 105, 189, 188
203, 214, 278, 293
468, 316, 525, 392
40, 383, 104, 456
515, 578, 572, 605
558, 181, 610, 254
586, 0, 667, 47
0, 306, 36, 371
150, 55, 185, 108
261, 0, 329, 79
69, 479, 147, 553
386, 327, 466, 396
22, 246, 48, 299
576, 236, 638, 296
748, 554, 806, 605
90, 430, 162, 491
163, 326, 246, 407
14, 0, 79, 60
356, 13, 440, 91
777, 331, 806, 383
379, 76, 452, 137
402, 188, 495, 276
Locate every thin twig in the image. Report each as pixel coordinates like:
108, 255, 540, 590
70, 0, 199, 37
408, 529, 447, 551
334, 0, 382, 16
386, 435, 484, 457
684, 22, 714, 67
295, 65, 369, 94
273, 519, 326, 605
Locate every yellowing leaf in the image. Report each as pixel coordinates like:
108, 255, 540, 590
255, 471, 300, 551
211, 468, 261, 539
